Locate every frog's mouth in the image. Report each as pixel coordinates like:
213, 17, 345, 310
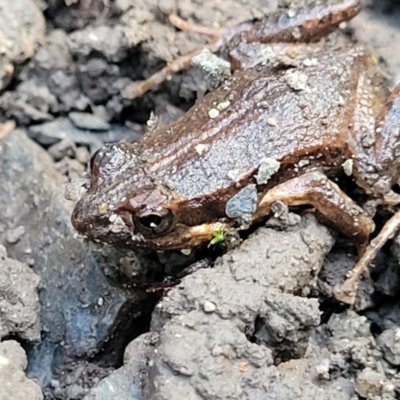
71, 192, 231, 250
130, 221, 229, 250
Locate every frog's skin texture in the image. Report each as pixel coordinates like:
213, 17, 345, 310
72, 0, 400, 256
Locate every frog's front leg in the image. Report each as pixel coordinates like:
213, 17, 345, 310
253, 171, 374, 243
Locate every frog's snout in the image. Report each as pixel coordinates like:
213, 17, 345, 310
71, 194, 103, 239
71, 199, 89, 236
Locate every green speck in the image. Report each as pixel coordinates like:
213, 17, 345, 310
209, 228, 230, 247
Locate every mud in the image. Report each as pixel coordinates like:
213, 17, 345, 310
0, 0, 400, 399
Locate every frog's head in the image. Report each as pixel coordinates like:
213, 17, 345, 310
71, 142, 226, 250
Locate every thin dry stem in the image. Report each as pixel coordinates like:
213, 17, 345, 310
333, 209, 400, 304
169, 15, 223, 40
122, 15, 238, 99
122, 49, 204, 100
0, 121, 16, 140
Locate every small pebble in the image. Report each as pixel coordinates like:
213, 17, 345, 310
191, 48, 231, 91
212, 345, 223, 356
65, 178, 88, 202
6, 226, 25, 244
75, 146, 91, 164
315, 359, 330, 379
203, 301, 216, 313
195, 144, 207, 156
48, 138, 76, 161
217, 100, 230, 111
342, 159, 353, 176
285, 70, 309, 91
69, 111, 110, 131
208, 108, 220, 119
226, 184, 258, 220
256, 158, 281, 185
303, 58, 318, 67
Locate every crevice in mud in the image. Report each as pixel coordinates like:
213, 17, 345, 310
246, 314, 311, 364
91, 293, 160, 368
319, 298, 349, 325
44, 0, 121, 32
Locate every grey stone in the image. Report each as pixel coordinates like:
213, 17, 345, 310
255, 158, 281, 185
68, 25, 131, 63
0, 341, 43, 400
69, 112, 110, 132
315, 310, 381, 378
191, 49, 231, 91
47, 138, 76, 161
29, 118, 96, 146
84, 332, 159, 400
5, 226, 25, 244
0, 245, 41, 341
0, 130, 158, 387
355, 367, 384, 398
0, 0, 45, 90
225, 184, 258, 221
29, 117, 141, 152
378, 327, 400, 367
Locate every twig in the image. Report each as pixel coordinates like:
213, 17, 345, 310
333, 209, 400, 304
0, 121, 16, 140
122, 15, 242, 99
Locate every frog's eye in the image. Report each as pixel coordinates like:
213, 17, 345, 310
134, 208, 175, 237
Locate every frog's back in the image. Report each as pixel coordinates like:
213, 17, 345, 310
140, 46, 385, 201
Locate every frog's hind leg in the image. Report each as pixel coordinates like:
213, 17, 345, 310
254, 171, 374, 243
333, 209, 400, 305
254, 172, 377, 303
374, 83, 400, 190
122, 0, 361, 99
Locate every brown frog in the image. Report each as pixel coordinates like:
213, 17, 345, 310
71, 0, 400, 304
